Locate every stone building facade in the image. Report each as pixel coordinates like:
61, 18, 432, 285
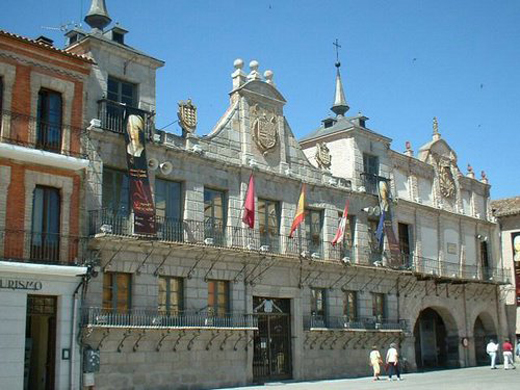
57, 3, 511, 388
0, 30, 92, 389
491, 197, 520, 337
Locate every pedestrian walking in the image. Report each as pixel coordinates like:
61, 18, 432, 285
386, 343, 401, 381
515, 340, 520, 363
486, 339, 498, 369
502, 338, 516, 370
369, 345, 383, 381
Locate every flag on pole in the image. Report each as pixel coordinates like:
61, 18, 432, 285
375, 210, 386, 246
289, 184, 306, 238
332, 200, 350, 247
242, 174, 255, 229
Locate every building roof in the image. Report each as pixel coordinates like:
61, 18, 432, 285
491, 196, 520, 217
0, 30, 95, 63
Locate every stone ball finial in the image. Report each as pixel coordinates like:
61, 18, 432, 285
264, 70, 274, 84
249, 60, 259, 72
467, 164, 475, 178
404, 141, 413, 157
405, 141, 411, 150
481, 170, 488, 183
234, 58, 244, 70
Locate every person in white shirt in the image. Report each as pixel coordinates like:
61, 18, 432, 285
486, 339, 498, 369
369, 346, 383, 381
386, 343, 401, 381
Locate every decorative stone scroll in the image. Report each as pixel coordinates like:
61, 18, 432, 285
437, 157, 455, 199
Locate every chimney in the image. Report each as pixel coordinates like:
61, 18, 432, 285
35, 36, 54, 46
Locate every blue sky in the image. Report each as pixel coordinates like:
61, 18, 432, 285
2, 0, 519, 199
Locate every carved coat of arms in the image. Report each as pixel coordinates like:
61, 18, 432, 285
251, 104, 278, 154
178, 99, 197, 134
437, 159, 455, 199
315, 142, 331, 169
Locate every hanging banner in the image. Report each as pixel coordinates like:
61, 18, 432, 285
512, 232, 520, 306
124, 109, 156, 235
378, 180, 401, 267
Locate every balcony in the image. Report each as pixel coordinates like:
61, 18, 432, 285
0, 109, 88, 159
360, 172, 390, 195
87, 210, 509, 284
304, 315, 408, 332
0, 229, 88, 266
82, 307, 258, 330
97, 99, 154, 139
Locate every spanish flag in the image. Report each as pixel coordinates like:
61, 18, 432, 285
289, 184, 306, 238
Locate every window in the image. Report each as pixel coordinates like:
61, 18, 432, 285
103, 272, 132, 312
207, 280, 229, 317
398, 223, 412, 267
343, 290, 358, 320
37, 89, 62, 152
107, 76, 136, 106
31, 186, 60, 261
102, 168, 130, 213
305, 209, 323, 256
311, 288, 326, 317
480, 241, 490, 280
155, 179, 182, 240
204, 188, 226, 243
258, 198, 280, 252
372, 293, 386, 321
362, 153, 379, 194
158, 276, 183, 315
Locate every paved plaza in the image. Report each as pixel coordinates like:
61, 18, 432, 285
221, 366, 520, 390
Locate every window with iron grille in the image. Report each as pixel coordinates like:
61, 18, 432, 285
103, 272, 132, 312
207, 280, 229, 317
311, 288, 326, 317
102, 168, 130, 214
158, 276, 183, 315
204, 188, 226, 243
343, 290, 358, 320
372, 292, 386, 321
258, 198, 280, 251
37, 89, 62, 152
31, 186, 60, 262
107, 76, 136, 107
305, 209, 323, 256
398, 223, 412, 266
155, 179, 183, 240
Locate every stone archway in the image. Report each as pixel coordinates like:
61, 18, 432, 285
473, 312, 497, 366
413, 307, 460, 370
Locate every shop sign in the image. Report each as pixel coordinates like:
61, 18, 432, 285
0, 278, 43, 291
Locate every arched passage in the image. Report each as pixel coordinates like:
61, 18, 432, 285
473, 313, 497, 366
413, 307, 460, 370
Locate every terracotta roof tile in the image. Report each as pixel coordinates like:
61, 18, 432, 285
491, 196, 520, 217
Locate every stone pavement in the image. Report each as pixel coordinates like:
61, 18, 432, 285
220, 366, 520, 390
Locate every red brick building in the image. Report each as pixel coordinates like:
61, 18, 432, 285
0, 30, 93, 390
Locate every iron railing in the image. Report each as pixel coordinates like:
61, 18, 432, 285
88, 210, 509, 284
0, 109, 88, 158
82, 307, 258, 329
0, 229, 87, 266
304, 315, 408, 332
97, 99, 154, 139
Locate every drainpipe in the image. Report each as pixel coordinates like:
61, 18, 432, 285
70, 277, 85, 390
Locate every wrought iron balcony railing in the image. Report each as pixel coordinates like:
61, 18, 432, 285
88, 210, 509, 284
0, 109, 88, 158
0, 229, 88, 266
304, 315, 408, 332
82, 307, 258, 330
97, 99, 154, 139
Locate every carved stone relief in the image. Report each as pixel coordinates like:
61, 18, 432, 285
315, 142, 331, 170
250, 104, 278, 155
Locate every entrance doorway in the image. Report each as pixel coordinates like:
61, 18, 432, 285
252, 297, 292, 383
24, 295, 57, 390
414, 308, 458, 370
473, 314, 497, 366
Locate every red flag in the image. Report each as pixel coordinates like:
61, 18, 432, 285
289, 184, 306, 238
242, 174, 255, 228
332, 200, 349, 247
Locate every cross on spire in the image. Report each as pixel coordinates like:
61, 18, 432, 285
333, 38, 342, 67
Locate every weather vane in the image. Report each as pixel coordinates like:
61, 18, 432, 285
333, 38, 342, 66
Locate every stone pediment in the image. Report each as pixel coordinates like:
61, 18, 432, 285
233, 79, 287, 104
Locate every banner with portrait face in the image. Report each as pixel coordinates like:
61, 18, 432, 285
511, 232, 520, 306
124, 109, 155, 235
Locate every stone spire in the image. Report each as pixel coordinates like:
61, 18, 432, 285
331, 62, 349, 118
84, 0, 112, 33
432, 117, 441, 141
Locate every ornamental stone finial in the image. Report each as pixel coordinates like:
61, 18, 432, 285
432, 117, 441, 140
467, 164, 475, 179
405, 141, 413, 157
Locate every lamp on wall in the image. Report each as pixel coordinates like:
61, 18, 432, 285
476, 234, 488, 242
